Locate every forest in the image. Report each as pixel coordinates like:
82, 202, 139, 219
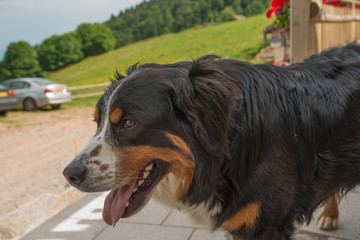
105, 0, 270, 47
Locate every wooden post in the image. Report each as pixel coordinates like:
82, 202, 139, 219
291, 0, 311, 63
351, 1, 356, 40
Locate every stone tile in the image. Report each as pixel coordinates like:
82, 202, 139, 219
162, 209, 204, 228
351, 186, 360, 194
66, 193, 107, 220
295, 230, 332, 240
295, 234, 325, 240
95, 223, 193, 240
20, 187, 360, 240
20, 217, 106, 240
120, 200, 171, 225
56, 192, 104, 219
301, 191, 360, 240
190, 229, 228, 240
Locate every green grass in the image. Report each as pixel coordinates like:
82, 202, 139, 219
48, 14, 269, 86
63, 95, 101, 108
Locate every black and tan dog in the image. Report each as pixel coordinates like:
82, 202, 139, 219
63, 44, 360, 240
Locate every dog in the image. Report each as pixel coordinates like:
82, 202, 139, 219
63, 44, 360, 240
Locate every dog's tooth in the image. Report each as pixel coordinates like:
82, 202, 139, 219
145, 164, 153, 171
133, 187, 138, 193
125, 202, 129, 207
138, 180, 144, 186
143, 171, 149, 179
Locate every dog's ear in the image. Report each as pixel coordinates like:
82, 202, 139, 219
172, 59, 241, 156
110, 63, 141, 84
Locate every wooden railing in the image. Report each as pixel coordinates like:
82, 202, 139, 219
291, 0, 360, 63
68, 83, 110, 99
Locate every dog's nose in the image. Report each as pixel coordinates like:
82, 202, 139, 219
63, 162, 86, 187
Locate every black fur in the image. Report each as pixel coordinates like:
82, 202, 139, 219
108, 44, 360, 239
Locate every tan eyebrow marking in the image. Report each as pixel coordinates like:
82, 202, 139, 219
110, 107, 123, 124
94, 107, 100, 121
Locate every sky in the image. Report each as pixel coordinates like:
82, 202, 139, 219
0, 0, 144, 60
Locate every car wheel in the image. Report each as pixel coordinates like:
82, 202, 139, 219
0, 111, 7, 117
23, 98, 37, 111
51, 104, 61, 109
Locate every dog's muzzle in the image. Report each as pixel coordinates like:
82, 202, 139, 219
63, 161, 86, 188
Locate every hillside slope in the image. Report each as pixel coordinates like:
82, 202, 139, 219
49, 14, 269, 86
105, 0, 269, 48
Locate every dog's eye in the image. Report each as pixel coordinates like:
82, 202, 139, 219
124, 119, 136, 128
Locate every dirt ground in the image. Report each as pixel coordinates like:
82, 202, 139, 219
0, 107, 97, 240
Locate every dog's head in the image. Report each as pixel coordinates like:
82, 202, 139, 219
63, 58, 240, 226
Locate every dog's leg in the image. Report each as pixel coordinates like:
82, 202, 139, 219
317, 193, 339, 230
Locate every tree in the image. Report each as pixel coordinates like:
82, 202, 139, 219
244, 0, 265, 16
77, 23, 116, 57
104, 0, 267, 48
220, 6, 236, 21
162, 7, 174, 33
3, 41, 42, 78
38, 33, 84, 71
212, 0, 225, 11
232, 0, 243, 14
0, 62, 11, 82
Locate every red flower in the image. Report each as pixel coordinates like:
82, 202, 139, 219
271, 0, 284, 8
266, 9, 272, 19
331, 0, 341, 7
323, 0, 342, 7
266, 0, 290, 28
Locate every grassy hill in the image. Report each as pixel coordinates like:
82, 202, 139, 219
49, 14, 269, 86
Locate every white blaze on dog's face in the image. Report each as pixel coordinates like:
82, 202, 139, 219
63, 68, 195, 226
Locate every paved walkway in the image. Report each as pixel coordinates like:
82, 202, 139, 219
20, 188, 360, 240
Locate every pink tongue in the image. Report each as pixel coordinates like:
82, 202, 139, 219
102, 175, 139, 227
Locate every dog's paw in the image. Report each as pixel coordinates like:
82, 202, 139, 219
317, 215, 338, 230
317, 194, 339, 230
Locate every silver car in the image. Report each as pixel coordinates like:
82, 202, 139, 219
0, 85, 18, 116
1, 78, 71, 111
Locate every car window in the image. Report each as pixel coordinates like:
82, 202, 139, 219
1, 82, 10, 88
11, 82, 31, 89
32, 79, 55, 86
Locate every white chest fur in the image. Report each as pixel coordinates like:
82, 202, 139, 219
152, 173, 221, 229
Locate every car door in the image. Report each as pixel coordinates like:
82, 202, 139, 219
10, 82, 31, 107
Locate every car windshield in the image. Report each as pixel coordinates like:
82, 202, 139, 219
32, 79, 55, 86
1, 82, 10, 88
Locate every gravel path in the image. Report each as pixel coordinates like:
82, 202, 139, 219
0, 107, 96, 240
